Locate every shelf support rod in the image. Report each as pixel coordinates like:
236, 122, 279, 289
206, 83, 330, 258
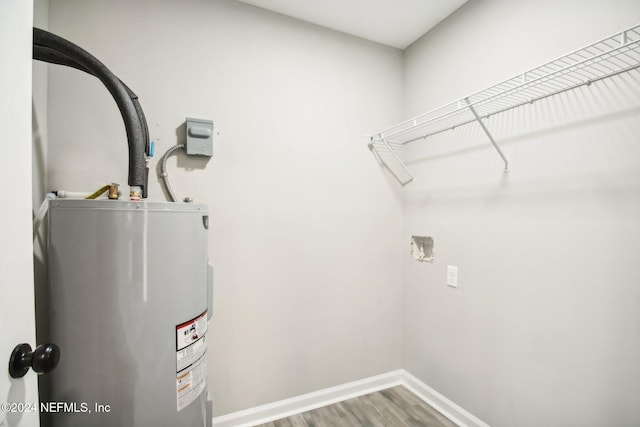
369, 137, 415, 185
464, 98, 509, 172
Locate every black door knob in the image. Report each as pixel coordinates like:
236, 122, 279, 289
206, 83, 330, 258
8, 343, 60, 378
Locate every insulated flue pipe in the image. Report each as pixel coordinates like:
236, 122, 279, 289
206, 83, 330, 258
33, 28, 149, 198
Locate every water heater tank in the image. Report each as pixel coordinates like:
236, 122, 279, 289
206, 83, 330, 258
43, 199, 212, 427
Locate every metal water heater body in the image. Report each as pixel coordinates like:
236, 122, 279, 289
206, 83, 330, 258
44, 199, 212, 427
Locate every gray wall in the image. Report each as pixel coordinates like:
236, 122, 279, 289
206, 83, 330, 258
403, 1, 640, 426
45, 0, 404, 416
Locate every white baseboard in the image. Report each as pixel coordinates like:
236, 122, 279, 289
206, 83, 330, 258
212, 370, 404, 427
401, 371, 490, 427
211, 370, 489, 427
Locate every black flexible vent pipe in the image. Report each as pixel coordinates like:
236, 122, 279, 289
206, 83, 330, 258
33, 45, 150, 156
33, 44, 150, 146
33, 28, 149, 198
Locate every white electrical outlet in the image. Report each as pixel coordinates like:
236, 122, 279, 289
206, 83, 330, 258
447, 265, 458, 288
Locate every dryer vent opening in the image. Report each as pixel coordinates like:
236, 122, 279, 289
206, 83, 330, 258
411, 236, 434, 262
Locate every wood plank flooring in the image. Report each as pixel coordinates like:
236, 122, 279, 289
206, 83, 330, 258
253, 385, 458, 427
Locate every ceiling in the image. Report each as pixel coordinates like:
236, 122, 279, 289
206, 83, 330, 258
235, 0, 468, 50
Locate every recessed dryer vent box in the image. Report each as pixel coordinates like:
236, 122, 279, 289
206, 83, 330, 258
411, 236, 434, 262
186, 117, 214, 157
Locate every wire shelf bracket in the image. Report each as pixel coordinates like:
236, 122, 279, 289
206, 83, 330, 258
464, 97, 509, 172
368, 23, 640, 185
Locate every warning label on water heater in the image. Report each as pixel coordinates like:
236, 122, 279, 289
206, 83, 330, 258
176, 310, 207, 411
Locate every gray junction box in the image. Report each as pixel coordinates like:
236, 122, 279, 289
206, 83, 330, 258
186, 117, 214, 157
43, 199, 212, 427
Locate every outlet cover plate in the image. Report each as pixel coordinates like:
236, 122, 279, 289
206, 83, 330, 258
447, 265, 458, 288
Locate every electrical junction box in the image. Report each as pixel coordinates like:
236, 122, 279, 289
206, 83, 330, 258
186, 117, 214, 157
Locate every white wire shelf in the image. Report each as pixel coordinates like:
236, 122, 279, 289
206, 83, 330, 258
369, 23, 640, 185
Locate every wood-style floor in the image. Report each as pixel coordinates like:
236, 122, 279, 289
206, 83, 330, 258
253, 385, 458, 427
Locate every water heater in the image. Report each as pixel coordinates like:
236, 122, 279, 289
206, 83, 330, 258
43, 199, 213, 427
29, 27, 214, 426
